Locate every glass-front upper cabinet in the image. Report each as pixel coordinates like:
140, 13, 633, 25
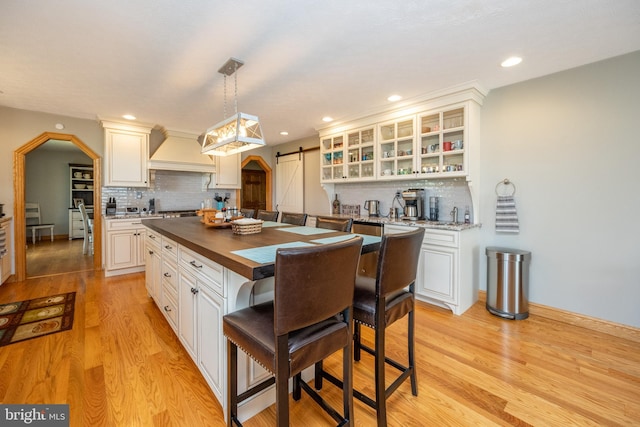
417, 106, 466, 177
377, 117, 415, 179
321, 134, 346, 182
345, 126, 375, 180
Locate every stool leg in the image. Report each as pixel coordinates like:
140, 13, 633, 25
343, 335, 354, 426
314, 361, 323, 390
227, 340, 238, 427
375, 325, 387, 427
408, 309, 418, 396
275, 335, 290, 427
353, 322, 361, 361
293, 373, 302, 401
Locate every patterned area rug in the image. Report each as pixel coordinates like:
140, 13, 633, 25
0, 292, 75, 347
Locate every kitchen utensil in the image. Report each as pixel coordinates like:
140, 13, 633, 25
364, 200, 380, 217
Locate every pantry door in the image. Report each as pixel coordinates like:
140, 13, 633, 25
275, 153, 304, 214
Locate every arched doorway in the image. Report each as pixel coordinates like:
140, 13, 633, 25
241, 155, 272, 211
14, 132, 102, 282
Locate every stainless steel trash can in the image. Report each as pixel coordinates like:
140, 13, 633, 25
486, 247, 531, 320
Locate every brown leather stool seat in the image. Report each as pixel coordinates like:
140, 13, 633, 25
316, 216, 353, 232
224, 236, 363, 426
316, 227, 425, 427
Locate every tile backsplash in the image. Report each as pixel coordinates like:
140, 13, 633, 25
334, 177, 473, 222
101, 170, 237, 214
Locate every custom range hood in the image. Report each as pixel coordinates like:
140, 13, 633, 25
148, 129, 215, 173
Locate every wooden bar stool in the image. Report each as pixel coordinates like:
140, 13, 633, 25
316, 227, 425, 427
223, 236, 363, 426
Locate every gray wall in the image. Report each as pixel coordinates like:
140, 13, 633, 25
478, 51, 640, 327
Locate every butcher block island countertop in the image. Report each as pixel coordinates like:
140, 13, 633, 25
142, 216, 380, 280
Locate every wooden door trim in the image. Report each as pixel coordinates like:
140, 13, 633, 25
241, 155, 272, 210
13, 132, 102, 281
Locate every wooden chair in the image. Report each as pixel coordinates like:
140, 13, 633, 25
256, 209, 279, 222
280, 212, 307, 226
78, 203, 93, 255
224, 236, 363, 426
25, 202, 55, 245
316, 216, 353, 232
316, 228, 425, 427
239, 208, 255, 218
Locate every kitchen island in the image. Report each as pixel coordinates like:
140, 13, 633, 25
140, 216, 380, 423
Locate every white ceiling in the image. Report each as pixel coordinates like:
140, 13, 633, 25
2, 1, 639, 146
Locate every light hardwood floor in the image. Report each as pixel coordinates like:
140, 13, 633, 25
0, 254, 638, 426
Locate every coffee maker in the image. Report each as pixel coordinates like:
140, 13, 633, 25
401, 189, 424, 220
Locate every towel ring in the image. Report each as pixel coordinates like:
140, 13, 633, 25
495, 179, 516, 196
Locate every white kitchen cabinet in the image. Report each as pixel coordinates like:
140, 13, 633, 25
178, 245, 225, 403
318, 84, 485, 187
1, 218, 13, 284
144, 228, 162, 301
104, 217, 159, 276
377, 116, 416, 179
207, 153, 241, 189
384, 223, 479, 315
102, 120, 152, 187
321, 126, 376, 183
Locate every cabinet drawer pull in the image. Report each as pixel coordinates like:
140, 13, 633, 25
164, 245, 173, 250
163, 272, 171, 278
164, 306, 171, 312
149, 235, 156, 240
189, 260, 203, 269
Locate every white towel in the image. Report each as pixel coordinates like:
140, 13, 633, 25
495, 195, 520, 234
0, 227, 6, 258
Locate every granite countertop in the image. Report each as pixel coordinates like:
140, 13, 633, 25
317, 214, 481, 231
103, 213, 164, 220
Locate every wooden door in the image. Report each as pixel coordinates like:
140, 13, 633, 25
241, 169, 267, 212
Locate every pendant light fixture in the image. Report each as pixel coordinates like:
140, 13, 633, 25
201, 58, 265, 156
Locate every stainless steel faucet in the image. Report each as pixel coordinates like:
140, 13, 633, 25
451, 206, 458, 223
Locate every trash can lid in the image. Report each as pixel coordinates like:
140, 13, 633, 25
486, 246, 531, 261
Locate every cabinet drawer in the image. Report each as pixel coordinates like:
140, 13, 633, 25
146, 228, 161, 250
423, 229, 459, 248
162, 236, 178, 260
162, 260, 178, 296
179, 246, 224, 296
160, 287, 178, 329
106, 219, 143, 231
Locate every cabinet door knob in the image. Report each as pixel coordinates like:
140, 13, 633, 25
148, 250, 154, 255
150, 235, 156, 240
190, 287, 199, 294
164, 306, 171, 312
163, 272, 171, 278
164, 245, 172, 250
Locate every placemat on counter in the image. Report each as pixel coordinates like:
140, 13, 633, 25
276, 226, 334, 236
311, 234, 382, 246
231, 241, 315, 264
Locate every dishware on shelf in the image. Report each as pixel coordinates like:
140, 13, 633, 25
74, 183, 86, 189
443, 141, 452, 151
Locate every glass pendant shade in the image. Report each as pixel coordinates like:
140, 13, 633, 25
201, 112, 264, 156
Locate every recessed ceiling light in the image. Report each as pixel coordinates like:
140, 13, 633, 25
122, 114, 136, 120
501, 56, 522, 67
55, 123, 65, 130
322, 116, 333, 122
387, 95, 402, 102
280, 131, 289, 136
